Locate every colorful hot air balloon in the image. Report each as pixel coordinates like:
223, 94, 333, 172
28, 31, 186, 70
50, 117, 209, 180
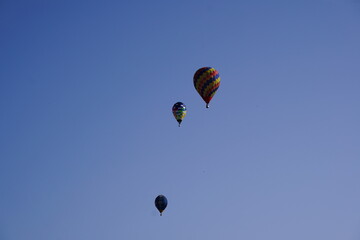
172, 102, 187, 127
155, 195, 168, 216
193, 67, 220, 108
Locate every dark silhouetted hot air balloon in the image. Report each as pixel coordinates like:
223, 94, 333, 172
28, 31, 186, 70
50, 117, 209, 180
172, 102, 187, 127
155, 195, 168, 216
193, 67, 220, 108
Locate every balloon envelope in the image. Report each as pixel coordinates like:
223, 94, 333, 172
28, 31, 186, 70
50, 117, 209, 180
193, 67, 220, 108
155, 195, 168, 216
172, 102, 187, 126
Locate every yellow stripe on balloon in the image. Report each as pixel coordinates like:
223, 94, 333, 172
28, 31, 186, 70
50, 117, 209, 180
195, 69, 214, 92
203, 77, 220, 98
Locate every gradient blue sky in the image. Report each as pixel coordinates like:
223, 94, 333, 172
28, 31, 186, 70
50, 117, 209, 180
1, 0, 360, 239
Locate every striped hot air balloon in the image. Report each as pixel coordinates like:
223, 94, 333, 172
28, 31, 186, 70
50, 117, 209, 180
172, 102, 187, 127
193, 67, 220, 108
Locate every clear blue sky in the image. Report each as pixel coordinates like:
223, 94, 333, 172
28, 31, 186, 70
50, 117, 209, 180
1, 0, 360, 239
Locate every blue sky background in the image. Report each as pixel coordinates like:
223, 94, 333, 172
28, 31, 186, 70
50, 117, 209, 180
1, 0, 360, 239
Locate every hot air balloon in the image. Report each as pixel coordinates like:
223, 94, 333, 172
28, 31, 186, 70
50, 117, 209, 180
172, 102, 187, 127
193, 67, 220, 108
155, 195, 168, 216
